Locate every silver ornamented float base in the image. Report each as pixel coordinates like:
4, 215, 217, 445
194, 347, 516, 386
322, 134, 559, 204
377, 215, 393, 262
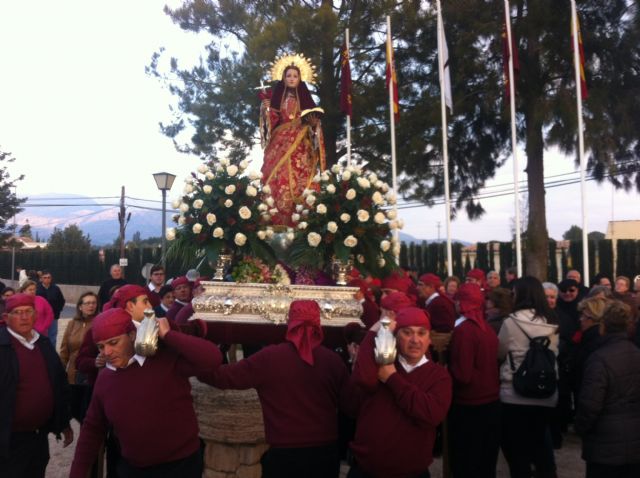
192, 281, 363, 326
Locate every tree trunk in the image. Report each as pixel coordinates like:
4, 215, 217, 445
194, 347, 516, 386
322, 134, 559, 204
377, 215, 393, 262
522, 1, 549, 281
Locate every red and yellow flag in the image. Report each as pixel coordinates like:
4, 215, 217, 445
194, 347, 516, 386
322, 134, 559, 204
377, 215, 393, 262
340, 41, 353, 117
571, 14, 588, 100
386, 34, 399, 122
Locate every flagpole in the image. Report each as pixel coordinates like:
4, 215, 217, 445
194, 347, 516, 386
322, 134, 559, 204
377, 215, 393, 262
571, 0, 589, 285
504, 0, 522, 277
436, 0, 453, 277
386, 16, 400, 262
345, 28, 352, 167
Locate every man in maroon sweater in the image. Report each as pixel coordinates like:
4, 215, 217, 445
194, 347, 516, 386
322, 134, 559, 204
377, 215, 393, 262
70, 308, 222, 477
417, 273, 456, 332
349, 307, 452, 478
448, 283, 500, 478
0, 294, 73, 478
203, 300, 353, 478
166, 276, 193, 321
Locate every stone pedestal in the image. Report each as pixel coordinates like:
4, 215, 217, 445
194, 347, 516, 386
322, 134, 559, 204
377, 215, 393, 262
191, 380, 268, 478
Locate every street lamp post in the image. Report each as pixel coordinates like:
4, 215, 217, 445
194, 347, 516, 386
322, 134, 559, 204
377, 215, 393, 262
153, 172, 176, 267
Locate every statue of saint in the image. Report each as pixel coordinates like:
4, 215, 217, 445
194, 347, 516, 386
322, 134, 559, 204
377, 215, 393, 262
259, 54, 326, 228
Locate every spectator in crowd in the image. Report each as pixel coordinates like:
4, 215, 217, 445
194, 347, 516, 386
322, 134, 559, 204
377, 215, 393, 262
2, 287, 15, 300
175, 279, 208, 324
154, 284, 175, 318
572, 296, 608, 394
465, 268, 486, 291
166, 276, 193, 321
566, 270, 589, 299
590, 272, 612, 290
97, 264, 127, 311
59, 292, 99, 424
633, 274, 640, 297
505, 266, 518, 287
587, 285, 613, 299
449, 283, 501, 478
575, 300, 640, 478
349, 278, 380, 329
36, 270, 66, 352
204, 300, 352, 478
349, 307, 452, 477
486, 270, 501, 290
557, 279, 581, 327
485, 287, 513, 334
18, 280, 54, 337
16, 266, 28, 288
444, 275, 461, 300
70, 308, 223, 478
0, 293, 73, 477
613, 275, 638, 322
416, 273, 456, 332
498, 276, 559, 478
146, 264, 165, 307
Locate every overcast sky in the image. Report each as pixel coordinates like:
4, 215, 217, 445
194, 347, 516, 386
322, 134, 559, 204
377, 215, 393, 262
0, 0, 637, 242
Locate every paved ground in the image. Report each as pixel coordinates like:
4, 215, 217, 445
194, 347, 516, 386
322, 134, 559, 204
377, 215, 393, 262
46, 316, 586, 478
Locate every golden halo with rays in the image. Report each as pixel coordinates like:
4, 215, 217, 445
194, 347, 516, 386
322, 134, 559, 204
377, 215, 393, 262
269, 53, 317, 85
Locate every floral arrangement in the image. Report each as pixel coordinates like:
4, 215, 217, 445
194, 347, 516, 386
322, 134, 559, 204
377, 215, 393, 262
165, 158, 278, 268
231, 256, 291, 284
286, 163, 402, 278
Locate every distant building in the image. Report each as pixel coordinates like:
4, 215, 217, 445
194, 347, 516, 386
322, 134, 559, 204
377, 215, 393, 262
1, 235, 48, 250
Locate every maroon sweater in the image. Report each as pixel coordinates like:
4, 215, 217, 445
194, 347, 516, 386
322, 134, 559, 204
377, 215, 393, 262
350, 332, 452, 478
70, 331, 222, 476
448, 319, 500, 405
205, 342, 353, 448
425, 295, 456, 332
11, 337, 54, 431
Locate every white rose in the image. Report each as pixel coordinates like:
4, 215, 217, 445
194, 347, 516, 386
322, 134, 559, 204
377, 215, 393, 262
192, 199, 204, 209
380, 240, 391, 252
183, 184, 194, 194
346, 189, 356, 200
265, 228, 275, 239
305, 195, 316, 206
258, 203, 268, 211
171, 199, 181, 209
203, 185, 213, 195
398, 219, 405, 229
340, 213, 351, 223
192, 223, 202, 234
269, 208, 279, 215
286, 232, 294, 241
206, 171, 215, 180
246, 185, 257, 197
197, 164, 208, 174
219, 158, 229, 166
381, 183, 390, 193
206, 213, 217, 225
357, 210, 370, 222
216, 165, 224, 173
302, 209, 309, 216
234, 232, 247, 246
331, 164, 341, 173
344, 235, 358, 248
378, 258, 386, 267
372, 191, 384, 205
326, 184, 336, 194
386, 192, 397, 204
298, 221, 308, 230
266, 197, 275, 207
178, 216, 187, 225
389, 220, 398, 230
347, 165, 356, 173
248, 170, 261, 180
302, 188, 312, 197
225, 184, 236, 195
263, 214, 271, 221
368, 173, 378, 183
239, 160, 249, 170
375, 180, 384, 189
316, 204, 327, 214
239, 206, 251, 220
357, 177, 371, 189
179, 203, 189, 213
312, 174, 321, 183
307, 232, 322, 247
257, 230, 266, 240
227, 165, 238, 177
165, 227, 176, 241
321, 172, 330, 182
262, 185, 271, 194
386, 209, 397, 220
374, 212, 386, 224
291, 213, 301, 222
342, 171, 352, 181
224, 199, 233, 208
327, 221, 338, 233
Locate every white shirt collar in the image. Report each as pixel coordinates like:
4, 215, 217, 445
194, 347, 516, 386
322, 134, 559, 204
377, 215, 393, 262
160, 303, 169, 312
455, 316, 467, 327
398, 354, 428, 373
106, 354, 146, 371
425, 292, 439, 307
7, 327, 40, 350
175, 299, 189, 306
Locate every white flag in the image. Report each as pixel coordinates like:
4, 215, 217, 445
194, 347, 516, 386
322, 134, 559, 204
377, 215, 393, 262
437, 7, 453, 114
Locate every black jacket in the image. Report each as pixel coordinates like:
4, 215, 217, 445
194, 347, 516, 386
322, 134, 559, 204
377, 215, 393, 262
0, 326, 72, 459
575, 333, 640, 465
36, 282, 66, 320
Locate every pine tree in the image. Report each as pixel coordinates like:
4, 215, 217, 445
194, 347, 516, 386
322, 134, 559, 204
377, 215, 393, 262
0, 149, 25, 247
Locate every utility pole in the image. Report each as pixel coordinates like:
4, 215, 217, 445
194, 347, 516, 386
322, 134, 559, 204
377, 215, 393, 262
117, 186, 131, 276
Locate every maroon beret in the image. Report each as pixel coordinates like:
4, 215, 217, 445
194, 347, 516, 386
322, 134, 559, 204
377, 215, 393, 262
92, 308, 135, 343
395, 307, 431, 330
5, 293, 35, 313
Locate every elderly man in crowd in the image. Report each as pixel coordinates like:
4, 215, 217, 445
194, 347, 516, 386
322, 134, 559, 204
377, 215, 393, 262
0, 294, 73, 477
349, 307, 452, 478
36, 269, 66, 349
166, 276, 193, 321
97, 264, 127, 311
70, 307, 222, 477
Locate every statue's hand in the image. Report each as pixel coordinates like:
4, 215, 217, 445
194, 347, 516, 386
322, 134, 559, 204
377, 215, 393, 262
261, 98, 271, 108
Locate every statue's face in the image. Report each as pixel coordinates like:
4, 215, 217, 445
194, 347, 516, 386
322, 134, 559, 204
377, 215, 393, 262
284, 68, 300, 89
